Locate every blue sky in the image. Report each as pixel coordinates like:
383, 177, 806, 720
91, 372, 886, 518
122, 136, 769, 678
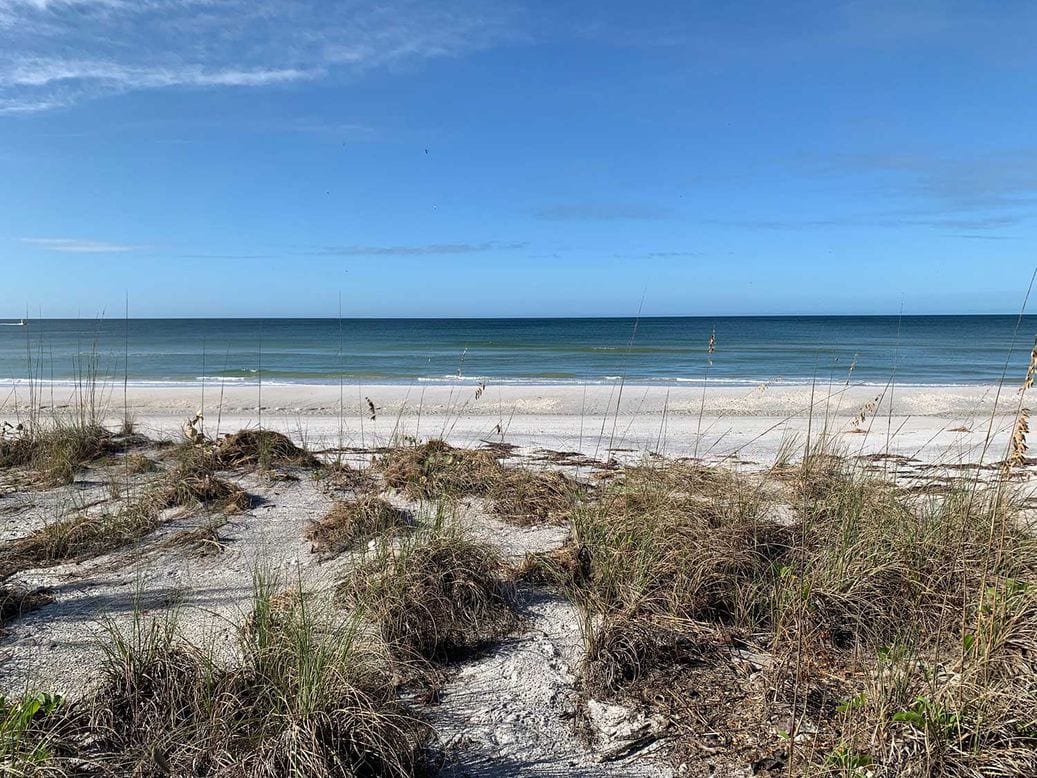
1, 0, 1036, 317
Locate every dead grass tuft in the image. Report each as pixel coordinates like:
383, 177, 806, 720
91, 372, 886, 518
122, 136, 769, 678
0, 456, 249, 577
376, 439, 500, 500
164, 518, 231, 556
60, 582, 435, 776
0, 502, 161, 578
516, 542, 591, 588
487, 468, 585, 525
125, 452, 158, 474
214, 429, 319, 470
378, 440, 585, 524
314, 461, 379, 495
306, 496, 411, 557
0, 424, 119, 485
338, 525, 519, 662
583, 611, 722, 695
0, 582, 52, 631
572, 461, 781, 623
565, 453, 1037, 774
153, 460, 250, 513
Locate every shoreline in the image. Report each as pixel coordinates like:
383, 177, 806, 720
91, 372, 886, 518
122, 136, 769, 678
0, 381, 1010, 415
0, 377, 1014, 390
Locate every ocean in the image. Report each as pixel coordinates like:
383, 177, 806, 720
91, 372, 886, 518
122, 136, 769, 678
0, 316, 1032, 387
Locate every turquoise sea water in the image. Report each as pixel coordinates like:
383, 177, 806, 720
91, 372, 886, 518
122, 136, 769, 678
0, 316, 1032, 386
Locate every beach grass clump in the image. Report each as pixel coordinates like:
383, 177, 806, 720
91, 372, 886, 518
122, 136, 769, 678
571, 461, 781, 623
64, 580, 433, 777
613, 458, 736, 493
781, 467, 1037, 774
0, 434, 34, 470
516, 542, 592, 588
306, 496, 411, 557
337, 524, 518, 662
314, 461, 379, 495
487, 468, 585, 526
125, 452, 158, 474
152, 458, 250, 513
562, 452, 1037, 774
582, 611, 723, 695
564, 465, 792, 755
213, 429, 319, 470
375, 439, 500, 500
792, 467, 1037, 650
0, 459, 249, 577
164, 520, 231, 556
0, 501, 161, 578
378, 440, 585, 525
818, 589, 1037, 776
0, 423, 118, 485
0, 583, 53, 632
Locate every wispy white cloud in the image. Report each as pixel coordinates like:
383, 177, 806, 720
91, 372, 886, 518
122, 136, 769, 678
0, 0, 522, 113
306, 241, 527, 256
0, 96, 67, 113
3, 59, 317, 89
20, 237, 145, 252
533, 203, 673, 221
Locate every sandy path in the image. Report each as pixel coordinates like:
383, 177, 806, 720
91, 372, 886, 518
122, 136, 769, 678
433, 592, 671, 777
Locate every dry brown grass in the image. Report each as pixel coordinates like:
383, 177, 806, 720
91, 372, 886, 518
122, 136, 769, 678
25, 580, 438, 776
0, 582, 52, 632
214, 429, 319, 470
153, 445, 251, 513
572, 460, 780, 623
563, 453, 1037, 775
163, 517, 231, 556
0, 456, 249, 577
152, 461, 250, 513
0, 435, 34, 469
516, 542, 591, 588
487, 468, 585, 525
378, 439, 585, 525
338, 524, 519, 662
583, 611, 725, 695
314, 461, 379, 495
376, 439, 500, 500
125, 452, 158, 474
0, 501, 161, 578
0, 424, 120, 485
306, 496, 411, 557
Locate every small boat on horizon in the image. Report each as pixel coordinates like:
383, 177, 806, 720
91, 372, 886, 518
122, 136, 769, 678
0, 319, 27, 326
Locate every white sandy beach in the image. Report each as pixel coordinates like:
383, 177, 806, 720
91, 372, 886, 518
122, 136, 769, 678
2, 381, 1019, 467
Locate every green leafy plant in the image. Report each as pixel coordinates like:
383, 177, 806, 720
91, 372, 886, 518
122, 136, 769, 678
0, 692, 64, 771
892, 696, 960, 738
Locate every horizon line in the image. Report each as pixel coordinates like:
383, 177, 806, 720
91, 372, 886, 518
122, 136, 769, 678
1, 312, 1033, 321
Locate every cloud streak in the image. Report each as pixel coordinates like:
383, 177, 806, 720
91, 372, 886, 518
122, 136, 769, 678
533, 203, 673, 221
716, 149, 1037, 233
20, 237, 144, 252
306, 241, 527, 257
18, 239, 528, 257
802, 150, 1037, 213
0, 1, 522, 113
704, 212, 1029, 232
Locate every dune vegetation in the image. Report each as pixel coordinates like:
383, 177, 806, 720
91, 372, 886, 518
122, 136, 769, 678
0, 360, 1034, 777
